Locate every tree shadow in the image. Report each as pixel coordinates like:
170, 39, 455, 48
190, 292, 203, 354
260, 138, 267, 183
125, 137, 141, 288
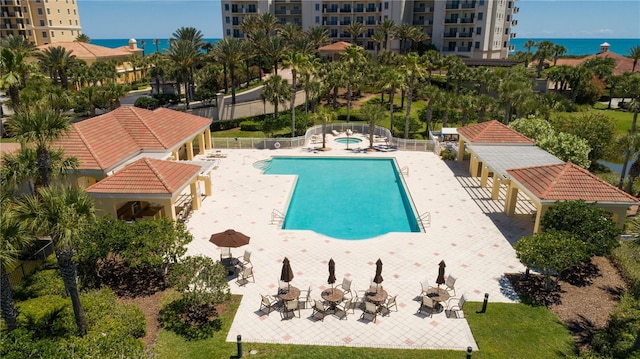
566, 314, 598, 350
99, 260, 168, 298
505, 273, 563, 307
560, 260, 601, 287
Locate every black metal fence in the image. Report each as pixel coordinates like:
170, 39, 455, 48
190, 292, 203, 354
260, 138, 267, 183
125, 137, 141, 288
7, 239, 55, 287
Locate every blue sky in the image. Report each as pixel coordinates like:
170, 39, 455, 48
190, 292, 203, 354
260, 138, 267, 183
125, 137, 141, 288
78, 0, 640, 39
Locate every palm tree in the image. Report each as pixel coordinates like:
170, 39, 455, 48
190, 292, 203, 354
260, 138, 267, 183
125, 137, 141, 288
139, 39, 146, 56
256, 12, 280, 35
552, 44, 566, 66
523, 39, 536, 68
393, 23, 419, 55
360, 103, 386, 150
1, 146, 77, 195
1, 34, 37, 54
629, 45, 640, 73
311, 105, 337, 150
102, 83, 128, 110
534, 40, 554, 78
419, 84, 442, 133
0, 199, 34, 331
345, 22, 365, 45
567, 64, 594, 104
36, 46, 81, 90
213, 38, 244, 104
153, 39, 160, 54
371, 31, 385, 58
378, 19, 396, 51
7, 107, 70, 188
261, 74, 291, 118
0, 48, 30, 108
74, 33, 91, 43
283, 51, 308, 137
498, 67, 533, 124
305, 26, 330, 51
401, 53, 426, 138
127, 54, 144, 83
279, 23, 303, 43
299, 55, 321, 113
380, 67, 405, 134
261, 35, 288, 75
15, 185, 95, 336
172, 26, 205, 50
617, 133, 640, 190
340, 45, 367, 122
167, 39, 201, 108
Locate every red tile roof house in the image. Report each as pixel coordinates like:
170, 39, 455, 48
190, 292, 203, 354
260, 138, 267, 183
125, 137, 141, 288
455, 120, 638, 233
53, 106, 214, 221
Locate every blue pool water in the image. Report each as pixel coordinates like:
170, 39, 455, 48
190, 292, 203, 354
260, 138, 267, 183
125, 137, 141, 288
335, 137, 363, 144
263, 157, 420, 240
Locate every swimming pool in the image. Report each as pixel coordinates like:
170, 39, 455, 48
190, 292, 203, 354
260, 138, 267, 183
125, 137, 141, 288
263, 157, 420, 239
334, 137, 363, 144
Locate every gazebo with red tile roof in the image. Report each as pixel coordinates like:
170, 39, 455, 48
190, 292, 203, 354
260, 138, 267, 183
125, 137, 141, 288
505, 163, 638, 232
455, 120, 535, 176
86, 158, 213, 221
318, 41, 362, 61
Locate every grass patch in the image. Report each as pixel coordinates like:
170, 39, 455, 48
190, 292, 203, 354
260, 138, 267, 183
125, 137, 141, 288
154, 297, 576, 358
554, 107, 633, 134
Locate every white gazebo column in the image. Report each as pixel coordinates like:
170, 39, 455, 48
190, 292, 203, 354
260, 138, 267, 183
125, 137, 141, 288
504, 183, 519, 216
190, 182, 201, 210
533, 203, 546, 234
198, 133, 206, 155
186, 141, 194, 160
205, 128, 212, 150
491, 174, 502, 200
456, 140, 465, 161
470, 156, 482, 177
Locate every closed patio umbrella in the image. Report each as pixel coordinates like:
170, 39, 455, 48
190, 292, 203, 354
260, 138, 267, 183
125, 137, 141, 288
328, 258, 336, 288
280, 257, 294, 289
436, 260, 446, 288
373, 258, 383, 288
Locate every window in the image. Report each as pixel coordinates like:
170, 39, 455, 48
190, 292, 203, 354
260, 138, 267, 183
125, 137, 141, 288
479, 0, 484, 4
48, 20, 51, 26
26, 18, 30, 24
37, 8, 42, 14
42, 31, 47, 38
68, 19, 71, 25
476, 27, 481, 34
40, 20, 44, 26
36, 0, 40, 2
225, 16, 230, 24
475, 41, 480, 49
315, 3, 319, 11
46, 7, 49, 13
384, 2, 388, 9
67, 9, 69, 14
71, 30, 74, 35
315, 16, 319, 24
28, 29, 32, 36
73, 10, 76, 14
50, 31, 54, 37
477, 12, 483, 20
57, 9, 60, 13
226, 29, 231, 36
75, 20, 77, 25
224, 3, 229, 11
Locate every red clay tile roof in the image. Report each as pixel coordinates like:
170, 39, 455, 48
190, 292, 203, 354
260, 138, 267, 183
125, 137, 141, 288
507, 162, 638, 203
554, 51, 635, 76
457, 120, 535, 144
36, 42, 141, 60
85, 158, 201, 195
53, 107, 211, 171
319, 41, 358, 52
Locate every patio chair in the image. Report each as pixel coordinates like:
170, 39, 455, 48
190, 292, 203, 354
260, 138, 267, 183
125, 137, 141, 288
335, 298, 354, 320
281, 299, 301, 320
338, 277, 353, 298
236, 267, 254, 286
278, 280, 289, 294
419, 279, 433, 297
360, 301, 378, 323
380, 294, 398, 316
447, 294, 467, 319
445, 275, 457, 297
311, 299, 328, 322
237, 250, 252, 268
299, 286, 313, 309
259, 294, 278, 316
220, 247, 232, 261
418, 296, 436, 317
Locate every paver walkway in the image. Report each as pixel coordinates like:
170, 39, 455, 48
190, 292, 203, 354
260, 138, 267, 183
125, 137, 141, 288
185, 135, 533, 351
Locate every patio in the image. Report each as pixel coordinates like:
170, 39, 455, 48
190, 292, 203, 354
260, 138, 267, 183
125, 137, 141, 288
184, 146, 532, 350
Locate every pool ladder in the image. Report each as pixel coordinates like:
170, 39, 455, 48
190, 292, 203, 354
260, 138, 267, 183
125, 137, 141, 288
271, 209, 285, 225
417, 212, 431, 231
400, 166, 409, 177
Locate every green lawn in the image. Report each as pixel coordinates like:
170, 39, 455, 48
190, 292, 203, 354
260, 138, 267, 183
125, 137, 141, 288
154, 297, 576, 359
554, 106, 634, 134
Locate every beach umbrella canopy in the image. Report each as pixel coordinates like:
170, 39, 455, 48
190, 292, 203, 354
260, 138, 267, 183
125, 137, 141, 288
209, 229, 250, 248
280, 257, 294, 284
373, 258, 383, 286
436, 260, 446, 287
328, 258, 336, 288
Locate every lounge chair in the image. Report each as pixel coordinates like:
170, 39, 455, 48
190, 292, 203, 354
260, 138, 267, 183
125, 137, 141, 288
259, 294, 279, 316
445, 275, 457, 297
220, 247, 232, 261
338, 278, 353, 298
346, 129, 353, 136
311, 299, 328, 321
335, 298, 354, 320
237, 267, 255, 286
380, 294, 398, 316
418, 296, 435, 317
281, 299, 301, 320
360, 301, 378, 323
447, 294, 466, 318
331, 129, 340, 136
237, 250, 252, 268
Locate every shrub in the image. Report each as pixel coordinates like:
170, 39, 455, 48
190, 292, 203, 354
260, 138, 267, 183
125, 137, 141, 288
239, 120, 261, 131
610, 241, 640, 297
133, 96, 159, 110
16, 295, 74, 338
210, 118, 244, 131
14, 267, 65, 300
159, 298, 221, 340
440, 149, 456, 160
591, 292, 640, 357
82, 287, 146, 339
153, 93, 180, 105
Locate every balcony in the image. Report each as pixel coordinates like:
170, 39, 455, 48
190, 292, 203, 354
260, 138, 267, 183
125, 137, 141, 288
354, 7, 364, 13
290, 9, 301, 14
413, 20, 425, 26
340, 20, 351, 25
324, 8, 338, 13
366, 20, 376, 25
446, 2, 460, 9
275, 9, 286, 15
444, 18, 459, 24
324, 21, 338, 26
458, 32, 473, 38
511, 32, 516, 38
509, 45, 515, 51
513, 7, 519, 13
366, 6, 377, 12
458, 46, 472, 52
461, 2, 476, 9
460, 17, 474, 23
246, 8, 257, 13
444, 32, 458, 38
511, 19, 518, 26
339, 7, 351, 12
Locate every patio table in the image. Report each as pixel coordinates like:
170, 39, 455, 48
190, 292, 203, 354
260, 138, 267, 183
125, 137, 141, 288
426, 287, 450, 311
321, 288, 344, 312
278, 286, 301, 302
365, 287, 388, 306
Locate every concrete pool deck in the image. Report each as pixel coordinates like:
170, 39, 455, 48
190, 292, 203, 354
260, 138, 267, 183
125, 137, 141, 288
184, 137, 536, 352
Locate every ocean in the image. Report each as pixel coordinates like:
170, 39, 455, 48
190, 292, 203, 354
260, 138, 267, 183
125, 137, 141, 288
510, 38, 640, 56
91, 38, 221, 54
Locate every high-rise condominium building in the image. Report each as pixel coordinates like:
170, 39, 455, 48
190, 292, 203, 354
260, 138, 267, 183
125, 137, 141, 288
1, 0, 83, 46
221, 0, 519, 59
